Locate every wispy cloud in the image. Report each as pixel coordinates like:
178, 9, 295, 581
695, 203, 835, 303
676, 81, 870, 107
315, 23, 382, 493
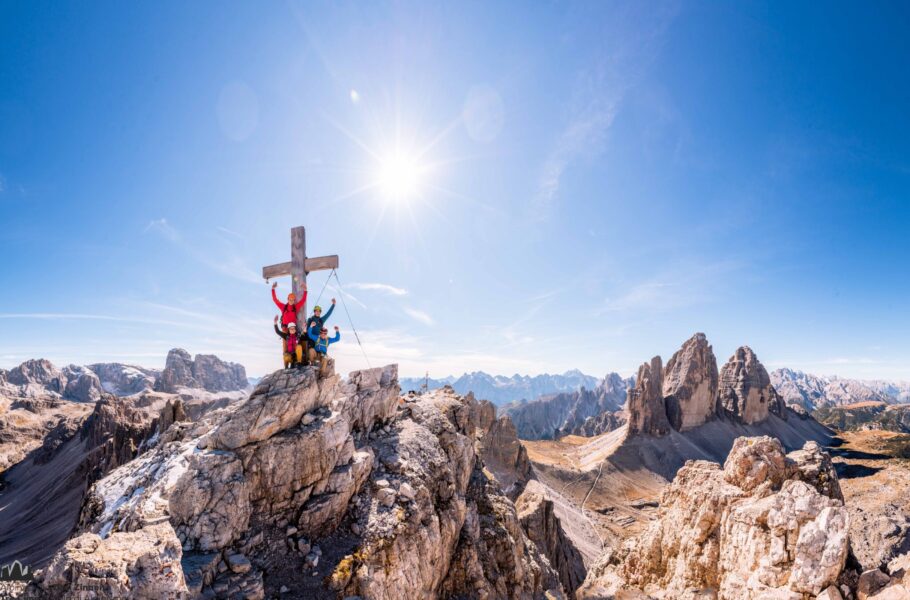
216, 226, 244, 240
347, 282, 408, 296
144, 218, 260, 284
600, 260, 742, 314
404, 307, 434, 326
323, 284, 367, 310
531, 6, 678, 221
144, 218, 179, 242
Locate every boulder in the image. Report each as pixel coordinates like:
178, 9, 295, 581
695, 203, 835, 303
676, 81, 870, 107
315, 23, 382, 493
36, 522, 186, 598
212, 366, 335, 450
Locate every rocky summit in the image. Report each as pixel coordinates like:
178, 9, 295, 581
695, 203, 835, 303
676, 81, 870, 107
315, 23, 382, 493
573, 435, 910, 600
26, 363, 578, 599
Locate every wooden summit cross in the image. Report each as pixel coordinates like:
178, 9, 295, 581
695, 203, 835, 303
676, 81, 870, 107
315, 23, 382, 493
262, 226, 339, 331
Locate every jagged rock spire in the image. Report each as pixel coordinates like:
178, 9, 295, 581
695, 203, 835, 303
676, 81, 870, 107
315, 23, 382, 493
662, 332, 719, 431
717, 346, 786, 424
627, 356, 671, 436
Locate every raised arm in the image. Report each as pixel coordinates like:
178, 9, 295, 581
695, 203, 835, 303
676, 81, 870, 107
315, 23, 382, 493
273, 317, 286, 338
307, 326, 320, 343
329, 327, 340, 344
322, 302, 335, 323
294, 289, 308, 311
271, 286, 284, 310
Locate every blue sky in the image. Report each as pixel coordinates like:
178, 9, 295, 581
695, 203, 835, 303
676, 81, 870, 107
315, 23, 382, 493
1, 1, 908, 379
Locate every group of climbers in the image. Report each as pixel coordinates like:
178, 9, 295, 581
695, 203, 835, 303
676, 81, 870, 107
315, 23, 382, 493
271, 281, 340, 374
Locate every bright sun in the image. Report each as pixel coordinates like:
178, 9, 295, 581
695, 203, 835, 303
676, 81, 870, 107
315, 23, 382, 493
377, 153, 422, 201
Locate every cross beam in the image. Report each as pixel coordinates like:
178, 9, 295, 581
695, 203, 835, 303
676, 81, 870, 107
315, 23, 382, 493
262, 226, 339, 330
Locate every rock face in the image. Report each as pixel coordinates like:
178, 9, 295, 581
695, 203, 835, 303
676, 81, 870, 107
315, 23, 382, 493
38, 522, 186, 598
563, 410, 624, 437
578, 436, 850, 599
504, 373, 630, 440
37, 364, 567, 599
718, 346, 786, 424
477, 414, 533, 499
627, 357, 671, 437
517, 480, 587, 597
771, 368, 909, 411
61, 365, 103, 403
155, 348, 247, 393
5, 359, 67, 392
87, 363, 159, 396
662, 333, 718, 431
79, 396, 154, 481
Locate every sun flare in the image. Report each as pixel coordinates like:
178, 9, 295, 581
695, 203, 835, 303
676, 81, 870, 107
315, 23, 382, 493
377, 153, 422, 201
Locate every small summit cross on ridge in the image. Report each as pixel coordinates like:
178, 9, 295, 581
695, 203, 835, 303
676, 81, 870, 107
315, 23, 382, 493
262, 226, 339, 331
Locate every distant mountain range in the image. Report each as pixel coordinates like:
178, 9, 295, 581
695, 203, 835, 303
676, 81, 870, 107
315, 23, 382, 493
770, 368, 910, 411
399, 369, 601, 406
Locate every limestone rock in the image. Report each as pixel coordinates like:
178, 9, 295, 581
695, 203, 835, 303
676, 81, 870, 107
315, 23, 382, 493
723, 436, 790, 493
191, 353, 248, 392
6, 359, 67, 392
79, 396, 155, 479
562, 409, 625, 438
36, 522, 187, 598
517, 479, 587, 596
155, 348, 247, 393
477, 414, 533, 498
717, 346, 786, 424
848, 507, 910, 571
212, 366, 335, 449
44, 368, 566, 600
578, 435, 849, 599
859, 570, 893, 599
662, 332, 718, 431
155, 348, 196, 393
505, 373, 630, 440
476, 397, 497, 433
62, 365, 103, 403
87, 362, 159, 396
787, 440, 843, 501
627, 356, 671, 437
337, 364, 400, 432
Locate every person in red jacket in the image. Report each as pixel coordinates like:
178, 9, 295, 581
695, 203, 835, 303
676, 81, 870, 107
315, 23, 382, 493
272, 280, 307, 328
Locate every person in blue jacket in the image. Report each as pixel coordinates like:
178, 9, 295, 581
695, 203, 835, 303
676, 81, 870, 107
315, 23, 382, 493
305, 299, 335, 358
308, 324, 340, 376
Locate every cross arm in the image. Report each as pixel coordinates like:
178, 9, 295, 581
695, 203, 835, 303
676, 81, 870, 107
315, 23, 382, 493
261, 255, 339, 280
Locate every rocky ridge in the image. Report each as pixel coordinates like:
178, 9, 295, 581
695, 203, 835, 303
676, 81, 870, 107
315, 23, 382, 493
400, 369, 601, 406
504, 373, 631, 440
771, 368, 909, 411
578, 436, 858, 599
31, 364, 576, 599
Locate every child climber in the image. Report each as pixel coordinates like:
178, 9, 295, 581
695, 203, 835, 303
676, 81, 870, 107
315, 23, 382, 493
274, 316, 305, 368
308, 324, 340, 377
